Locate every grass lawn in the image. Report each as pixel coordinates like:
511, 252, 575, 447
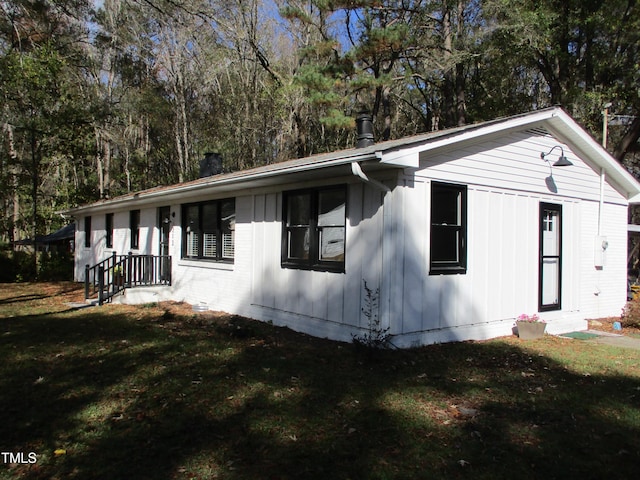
1, 283, 639, 479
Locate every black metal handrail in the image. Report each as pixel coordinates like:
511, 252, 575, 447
85, 252, 172, 305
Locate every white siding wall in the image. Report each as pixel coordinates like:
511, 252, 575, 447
74, 209, 158, 281
245, 182, 385, 341
83, 182, 387, 343
579, 202, 628, 319
389, 129, 629, 346
74, 128, 631, 347
166, 196, 251, 314
419, 130, 625, 205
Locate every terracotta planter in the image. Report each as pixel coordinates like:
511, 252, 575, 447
516, 321, 546, 340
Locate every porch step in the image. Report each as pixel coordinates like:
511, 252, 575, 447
65, 300, 98, 309
109, 285, 173, 305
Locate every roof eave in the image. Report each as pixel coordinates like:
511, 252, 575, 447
545, 109, 640, 202
61, 150, 382, 216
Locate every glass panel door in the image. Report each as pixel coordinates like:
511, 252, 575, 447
539, 203, 562, 311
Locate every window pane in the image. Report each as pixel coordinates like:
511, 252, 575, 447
184, 205, 200, 257
542, 209, 560, 256
202, 202, 218, 233
541, 258, 560, 305
319, 226, 345, 261
130, 210, 140, 249
203, 233, 217, 257
287, 193, 311, 226
186, 231, 199, 257
432, 188, 461, 225
318, 189, 346, 227
431, 226, 461, 263
185, 205, 199, 230
288, 227, 310, 259
221, 200, 235, 259
85, 216, 91, 248
106, 213, 113, 248
222, 231, 234, 258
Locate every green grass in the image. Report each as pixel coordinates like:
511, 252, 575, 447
1, 283, 639, 479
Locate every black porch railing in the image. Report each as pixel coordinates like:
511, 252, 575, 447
84, 252, 172, 305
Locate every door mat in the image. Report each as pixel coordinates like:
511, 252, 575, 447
560, 331, 600, 340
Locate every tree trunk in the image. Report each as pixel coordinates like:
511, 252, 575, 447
95, 128, 105, 199
455, 0, 466, 126
103, 139, 111, 199
614, 116, 640, 162
442, 3, 455, 127
3, 123, 20, 243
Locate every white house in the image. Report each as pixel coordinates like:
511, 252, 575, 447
63, 107, 640, 347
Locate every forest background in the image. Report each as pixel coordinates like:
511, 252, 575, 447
1, 0, 640, 250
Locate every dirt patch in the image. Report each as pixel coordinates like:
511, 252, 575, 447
588, 315, 640, 336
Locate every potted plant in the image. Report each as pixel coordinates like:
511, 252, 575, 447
515, 313, 546, 340
111, 265, 125, 287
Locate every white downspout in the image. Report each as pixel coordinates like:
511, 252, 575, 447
351, 161, 391, 193
595, 168, 606, 305
351, 161, 393, 340
598, 167, 605, 236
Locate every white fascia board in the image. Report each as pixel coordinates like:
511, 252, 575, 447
547, 109, 640, 202
378, 109, 560, 166
377, 148, 420, 167
62, 152, 378, 216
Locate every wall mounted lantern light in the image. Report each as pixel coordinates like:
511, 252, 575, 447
540, 145, 573, 167
162, 212, 176, 225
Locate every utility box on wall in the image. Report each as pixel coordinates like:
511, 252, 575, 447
594, 236, 608, 268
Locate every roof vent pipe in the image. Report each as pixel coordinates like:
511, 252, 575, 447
356, 112, 374, 148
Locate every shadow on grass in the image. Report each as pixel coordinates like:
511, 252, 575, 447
1, 307, 639, 479
0, 294, 48, 306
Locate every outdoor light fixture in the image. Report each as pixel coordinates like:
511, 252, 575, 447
540, 145, 573, 167
162, 212, 175, 225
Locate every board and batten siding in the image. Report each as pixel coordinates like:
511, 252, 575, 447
578, 201, 628, 319
247, 182, 386, 342
388, 128, 628, 347
74, 183, 388, 343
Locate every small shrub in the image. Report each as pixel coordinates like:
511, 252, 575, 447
0, 250, 37, 282
621, 297, 640, 329
38, 251, 73, 281
352, 280, 390, 350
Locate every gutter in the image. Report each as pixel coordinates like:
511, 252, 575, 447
61, 151, 380, 216
350, 161, 391, 192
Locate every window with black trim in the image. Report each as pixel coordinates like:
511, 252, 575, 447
106, 213, 114, 248
84, 216, 91, 248
430, 182, 467, 274
182, 199, 235, 261
282, 186, 346, 272
130, 210, 140, 250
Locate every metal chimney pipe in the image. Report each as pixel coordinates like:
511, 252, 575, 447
199, 152, 223, 177
356, 112, 374, 148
